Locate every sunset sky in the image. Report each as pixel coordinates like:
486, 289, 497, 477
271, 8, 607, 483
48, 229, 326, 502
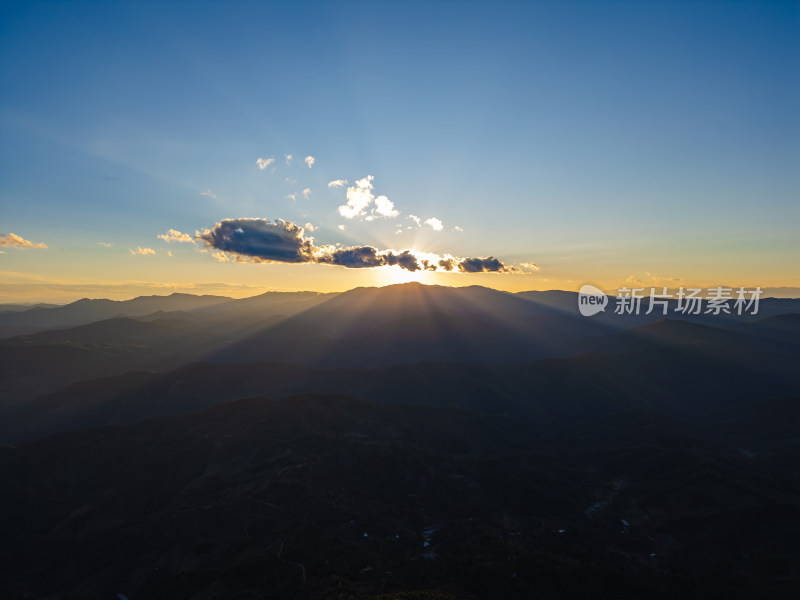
1, 0, 798, 302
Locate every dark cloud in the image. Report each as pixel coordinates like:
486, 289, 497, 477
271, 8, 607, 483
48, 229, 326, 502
196, 218, 519, 273
457, 256, 510, 273
383, 250, 421, 272
196, 219, 315, 263
318, 246, 385, 268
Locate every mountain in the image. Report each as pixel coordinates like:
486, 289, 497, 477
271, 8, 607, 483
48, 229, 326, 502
0, 292, 234, 335
0, 316, 226, 406
7, 317, 799, 445
2, 394, 796, 599
208, 283, 614, 366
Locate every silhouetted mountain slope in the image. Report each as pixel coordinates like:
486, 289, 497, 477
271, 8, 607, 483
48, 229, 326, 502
0, 317, 228, 406
0, 292, 233, 334
1, 394, 797, 599
7, 317, 799, 444
207, 284, 619, 366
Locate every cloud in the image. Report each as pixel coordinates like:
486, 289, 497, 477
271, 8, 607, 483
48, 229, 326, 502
338, 224, 346, 231
285, 154, 293, 165
304, 222, 318, 233
338, 175, 374, 219
624, 273, 685, 287
256, 157, 275, 170
302, 187, 311, 199
196, 218, 519, 273
98, 242, 114, 248
129, 247, 156, 255
304, 155, 315, 168
196, 219, 316, 264
200, 189, 216, 199
328, 179, 348, 188
374, 195, 399, 217
336, 175, 399, 220
425, 217, 444, 231
408, 215, 421, 226
437, 256, 519, 273
0, 233, 47, 249
520, 262, 541, 272
157, 229, 194, 243
287, 193, 297, 202
453, 225, 463, 232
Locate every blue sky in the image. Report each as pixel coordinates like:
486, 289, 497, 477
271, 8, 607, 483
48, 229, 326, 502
1, 0, 798, 300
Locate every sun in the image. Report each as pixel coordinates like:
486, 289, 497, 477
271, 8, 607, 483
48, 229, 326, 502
377, 264, 438, 286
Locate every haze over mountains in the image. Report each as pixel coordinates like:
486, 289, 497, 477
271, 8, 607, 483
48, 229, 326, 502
1, 283, 798, 599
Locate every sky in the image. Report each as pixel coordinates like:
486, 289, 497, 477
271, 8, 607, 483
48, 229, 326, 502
1, 0, 798, 302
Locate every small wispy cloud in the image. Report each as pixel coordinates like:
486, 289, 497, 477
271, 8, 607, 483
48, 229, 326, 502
304, 155, 315, 168
520, 262, 541, 272
425, 217, 444, 231
129, 247, 156, 256
98, 242, 113, 248
453, 225, 463, 232
304, 222, 318, 233
285, 177, 297, 183
256, 157, 275, 170
200, 189, 216, 199
0, 233, 47, 249
285, 153, 293, 165
302, 187, 311, 199
408, 215, 421, 226
287, 193, 297, 202
328, 179, 348, 188
338, 224, 346, 231
157, 229, 194, 243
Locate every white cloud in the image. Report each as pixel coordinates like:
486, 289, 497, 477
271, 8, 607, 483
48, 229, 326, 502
336, 175, 400, 221
304, 222, 318, 233
129, 247, 156, 255
328, 179, 348, 188
157, 229, 193, 243
285, 177, 297, 183
287, 193, 297, 202
374, 195, 399, 217
256, 157, 275, 170
302, 187, 311, 199
98, 242, 113, 248
453, 225, 463, 232
408, 215, 421, 226
520, 262, 541, 272
304, 155, 315, 168
337, 224, 346, 231
0, 233, 47, 249
425, 217, 444, 231
211, 251, 229, 262
285, 153, 293, 165
200, 189, 216, 199
338, 175, 374, 219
